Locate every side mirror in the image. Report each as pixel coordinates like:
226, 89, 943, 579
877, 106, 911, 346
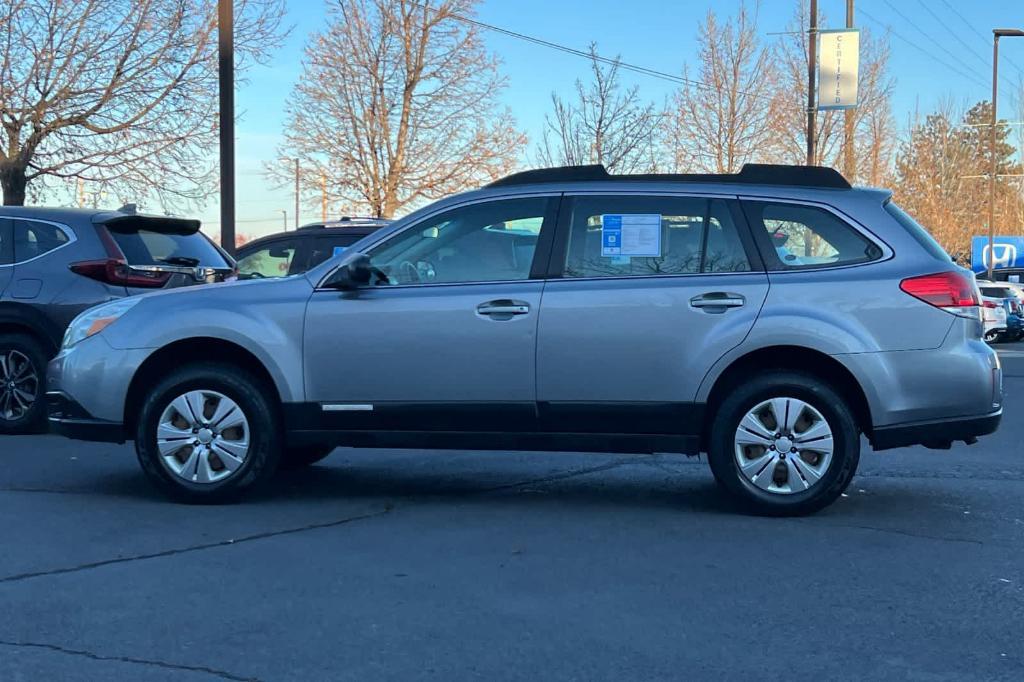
326, 253, 373, 290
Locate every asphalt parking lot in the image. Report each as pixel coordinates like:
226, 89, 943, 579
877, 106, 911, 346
2, 355, 1024, 681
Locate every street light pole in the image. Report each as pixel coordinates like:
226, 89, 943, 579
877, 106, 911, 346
218, 0, 235, 256
281, 209, 287, 231
988, 29, 1024, 280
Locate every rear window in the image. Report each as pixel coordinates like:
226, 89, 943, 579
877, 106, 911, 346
884, 202, 951, 263
107, 228, 229, 268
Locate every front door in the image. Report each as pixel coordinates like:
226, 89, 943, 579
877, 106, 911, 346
303, 195, 559, 432
536, 193, 769, 436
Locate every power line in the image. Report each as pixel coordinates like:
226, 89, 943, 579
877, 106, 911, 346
919, 0, 1019, 91
858, 6, 989, 91
937, 0, 1024, 80
407, 0, 772, 102
875, 0, 989, 88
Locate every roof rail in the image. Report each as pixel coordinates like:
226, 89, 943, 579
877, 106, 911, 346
487, 163, 852, 190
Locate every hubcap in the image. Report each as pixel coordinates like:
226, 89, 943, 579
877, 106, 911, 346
733, 397, 834, 495
0, 350, 38, 422
157, 390, 250, 484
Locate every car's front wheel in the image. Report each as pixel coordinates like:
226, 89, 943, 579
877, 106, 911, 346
707, 371, 860, 516
134, 363, 282, 503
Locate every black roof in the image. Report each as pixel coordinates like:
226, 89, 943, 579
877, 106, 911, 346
487, 164, 852, 190
298, 217, 392, 231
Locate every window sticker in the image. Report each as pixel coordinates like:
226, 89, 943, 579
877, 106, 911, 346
332, 246, 347, 257
601, 214, 662, 257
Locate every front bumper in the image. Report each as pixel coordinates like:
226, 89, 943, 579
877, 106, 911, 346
47, 392, 126, 443
870, 409, 1002, 451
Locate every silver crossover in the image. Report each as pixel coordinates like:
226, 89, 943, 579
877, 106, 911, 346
47, 165, 1002, 515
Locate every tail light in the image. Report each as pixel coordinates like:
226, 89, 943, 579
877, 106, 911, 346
68, 226, 171, 289
900, 271, 980, 318
982, 301, 998, 309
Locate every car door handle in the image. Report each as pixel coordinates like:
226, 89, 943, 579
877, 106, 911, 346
690, 292, 745, 309
477, 300, 530, 317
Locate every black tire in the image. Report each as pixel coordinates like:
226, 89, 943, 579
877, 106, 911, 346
134, 363, 283, 503
278, 445, 335, 471
707, 370, 860, 517
0, 333, 49, 435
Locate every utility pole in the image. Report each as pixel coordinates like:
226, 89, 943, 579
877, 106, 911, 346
294, 158, 300, 229
843, 0, 856, 182
218, 0, 236, 255
281, 209, 287, 231
989, 29, 1024, 280
806, 0, 818, 166
76, 178, 85, 208
321, 172, 328, 221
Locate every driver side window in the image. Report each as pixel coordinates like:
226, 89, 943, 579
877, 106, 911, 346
367, 197, 553, 285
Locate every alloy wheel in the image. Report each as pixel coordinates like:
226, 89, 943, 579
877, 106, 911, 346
0, 350, 38, 422
157, 390, 251, 484
733, 397, 835, 495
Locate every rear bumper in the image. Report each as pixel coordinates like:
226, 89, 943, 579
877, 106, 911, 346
47, 391, 126, 444
870, 409, 1002, 451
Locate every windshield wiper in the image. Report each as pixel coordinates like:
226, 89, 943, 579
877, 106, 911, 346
156, 256, 201, 267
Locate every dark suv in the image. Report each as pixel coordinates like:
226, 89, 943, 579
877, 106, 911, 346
235, 217, 391, 279
0, 205, 233, 433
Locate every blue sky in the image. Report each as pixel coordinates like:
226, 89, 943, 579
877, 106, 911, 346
202, 0, 1024, 239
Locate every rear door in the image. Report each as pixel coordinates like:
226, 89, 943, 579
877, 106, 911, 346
0, 219, 12, 296
535, 192, 768, 436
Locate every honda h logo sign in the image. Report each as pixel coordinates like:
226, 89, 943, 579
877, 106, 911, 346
984, 243, 1018, 269
971, 236, 1024, 273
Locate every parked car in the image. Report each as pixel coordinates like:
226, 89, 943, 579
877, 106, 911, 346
235, 217, 391, 279
46, 165, 1002, 515
978, 281, 1024, 341
0, 205, 233, 433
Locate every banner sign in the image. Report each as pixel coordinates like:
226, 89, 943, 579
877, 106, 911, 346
971, 236, 1024, 272
818, 29, 859, 110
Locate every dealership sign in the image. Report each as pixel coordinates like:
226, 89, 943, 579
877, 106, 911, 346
971, 236, 1024, 272
818, 29, 859, 110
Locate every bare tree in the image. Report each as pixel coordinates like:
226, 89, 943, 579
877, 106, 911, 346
893, 99, 1024, 255
0, 0, 286, 207
769, 1, 896, 181
667, 2, 778, 173
537, 43, 660, 174
271, 0, 524, 219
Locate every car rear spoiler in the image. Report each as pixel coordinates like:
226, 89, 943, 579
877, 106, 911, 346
93, 213, 202, 235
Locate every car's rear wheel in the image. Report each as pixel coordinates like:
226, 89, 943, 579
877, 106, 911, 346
134, 363, 282, 503
0, 333, 48, 435
707, 371, 860, 516
279, 445, 335, 470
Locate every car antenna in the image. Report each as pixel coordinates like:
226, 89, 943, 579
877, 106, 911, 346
118, 203, 138, 215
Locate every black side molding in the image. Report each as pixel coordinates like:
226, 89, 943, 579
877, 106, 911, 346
870, 410, 1002, 451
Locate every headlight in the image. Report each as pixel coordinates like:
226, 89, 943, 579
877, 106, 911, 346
62, 298, 142, 349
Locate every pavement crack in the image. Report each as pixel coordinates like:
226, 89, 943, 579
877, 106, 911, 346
0, 639, 260, 681
807, 521, 985, 546
474, 458, 635, 494
0, 507, 392, 585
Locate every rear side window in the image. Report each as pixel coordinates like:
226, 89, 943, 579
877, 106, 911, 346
107, 228, 229, 268
0, 219, 12, 264
980, 287, 1014, 298
14, 220, 69, 262
563, 196, 751, 278
745, 202, 882, 270
884, 202, 950, 262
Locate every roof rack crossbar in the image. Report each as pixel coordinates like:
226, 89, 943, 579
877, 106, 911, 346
487, 163, 851, 190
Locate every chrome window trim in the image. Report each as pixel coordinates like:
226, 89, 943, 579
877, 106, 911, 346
0, 215, 78, 267
315, 191, 561, 290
